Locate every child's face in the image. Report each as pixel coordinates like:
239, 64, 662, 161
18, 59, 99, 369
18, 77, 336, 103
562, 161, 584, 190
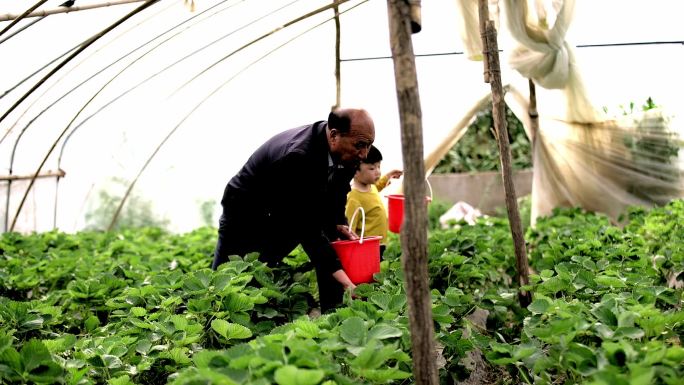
355, 162, 381, 184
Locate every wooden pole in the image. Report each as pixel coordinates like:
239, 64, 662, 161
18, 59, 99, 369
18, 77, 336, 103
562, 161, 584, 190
0, 0, 147, 22
408, 0, 421, 33
477, 0, 531, 307
528, 79, 539, 152
386, 1, 438, 385
333, 1, 341, 109
0, 169, 65, 181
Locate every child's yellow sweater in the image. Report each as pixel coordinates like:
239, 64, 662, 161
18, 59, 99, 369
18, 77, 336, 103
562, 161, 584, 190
345, 175, 391, 244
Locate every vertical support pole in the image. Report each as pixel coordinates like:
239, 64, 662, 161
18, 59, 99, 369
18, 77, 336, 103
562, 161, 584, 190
333, 1, 341, 109
478, 0, 531, 307
387, 1, 438, 385
528, 78, 539, 152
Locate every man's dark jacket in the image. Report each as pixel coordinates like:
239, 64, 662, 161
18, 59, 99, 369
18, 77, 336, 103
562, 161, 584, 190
214, 121, 354, 277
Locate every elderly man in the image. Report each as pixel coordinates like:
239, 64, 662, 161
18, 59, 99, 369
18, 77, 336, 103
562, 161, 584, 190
212, 108, 375, 312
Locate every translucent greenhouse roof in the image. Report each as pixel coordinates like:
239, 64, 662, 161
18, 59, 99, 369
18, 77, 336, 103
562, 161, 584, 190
0, 0, 682, 233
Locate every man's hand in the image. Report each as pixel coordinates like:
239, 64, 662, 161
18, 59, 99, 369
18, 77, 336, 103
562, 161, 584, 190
336, 224, 359, 240
332, 269, 357, 293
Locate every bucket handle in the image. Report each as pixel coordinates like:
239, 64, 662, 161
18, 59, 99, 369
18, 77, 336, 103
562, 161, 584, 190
348, 206, 366, 244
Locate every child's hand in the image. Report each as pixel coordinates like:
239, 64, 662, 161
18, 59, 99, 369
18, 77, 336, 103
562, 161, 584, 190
385, 170, 403, 180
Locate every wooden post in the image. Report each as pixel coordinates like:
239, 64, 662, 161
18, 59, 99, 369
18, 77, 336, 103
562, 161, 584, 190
528, 79, 539, 152
386, 1, 438, 385
333, 1, 341, 109
477, 0, 531, 307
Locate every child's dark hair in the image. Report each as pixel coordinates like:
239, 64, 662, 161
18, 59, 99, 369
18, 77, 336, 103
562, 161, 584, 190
362, 145, 383, 164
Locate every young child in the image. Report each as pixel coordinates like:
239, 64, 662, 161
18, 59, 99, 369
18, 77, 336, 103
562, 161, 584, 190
345, 146, 402, 253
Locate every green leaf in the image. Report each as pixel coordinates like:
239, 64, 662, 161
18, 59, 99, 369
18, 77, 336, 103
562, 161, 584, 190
539, 276, 569, 294
26, 361, 63, 384
294, 320, 320, 339
165, 347, 191, 365
614, 327, 645, 339
188, 298, 212, 313
109, 375, 135, 385
20, 315, 44, 331
339, 317, 366, 346
130, 307, 146, 317
665, 346, 684, 363
42, 334, 76, 353
223, 293, 254, 312
0, 333, 12, 355
84, 315, 100, 332
369, 294, 391, 311
512, 345, 538, 360
350, 340, 398, 370
367, 325, 403, 341
274, 365, 324, 385
359, 368, 411, 382
211, 319, 252, 340
135, 339, 152, 355
20, 339, 52, 373
595, 275, 626, 288
540, 270, 555, 279
628, 365, 655, 385
0, 346, 22, 373
388, 295, 407, 312
591, 304, 618, 327
528, 297, 552, 314
129, 318, 154, 329
169, 315, 189, 331
102, 355, 123, 369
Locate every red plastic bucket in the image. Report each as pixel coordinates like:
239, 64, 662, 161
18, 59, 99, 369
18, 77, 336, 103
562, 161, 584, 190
331, 236, 382, 284
331, 207, 381, 284
387, 179, 433, 234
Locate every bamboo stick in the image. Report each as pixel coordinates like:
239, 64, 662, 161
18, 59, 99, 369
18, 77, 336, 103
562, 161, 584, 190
0, 169, 65, 181
0, 0, 147, 22
387, 1, 438, 385
0, 0, 48, 37
477, 0, 531, 307
333, 1, 341, 109
528, 78, 539, 152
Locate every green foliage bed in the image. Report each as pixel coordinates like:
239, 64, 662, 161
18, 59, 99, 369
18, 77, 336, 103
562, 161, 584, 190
0, 200, 683, 384
433, 105, 532, 174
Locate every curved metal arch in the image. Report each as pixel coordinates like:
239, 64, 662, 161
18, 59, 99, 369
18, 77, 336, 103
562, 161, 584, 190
53, 0, 243, 229
8, 0, 163, 232
3, 0, 177, 230
108, 0, 368, 229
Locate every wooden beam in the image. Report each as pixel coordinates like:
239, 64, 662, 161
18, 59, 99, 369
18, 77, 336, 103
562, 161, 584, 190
0, 169, 65, 181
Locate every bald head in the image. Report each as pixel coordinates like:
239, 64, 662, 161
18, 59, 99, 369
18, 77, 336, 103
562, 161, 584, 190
327, 108, 376, 166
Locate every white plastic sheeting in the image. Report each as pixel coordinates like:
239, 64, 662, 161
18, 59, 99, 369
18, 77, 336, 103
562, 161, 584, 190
0, 0, 682, 233
455, 0, 684, 224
